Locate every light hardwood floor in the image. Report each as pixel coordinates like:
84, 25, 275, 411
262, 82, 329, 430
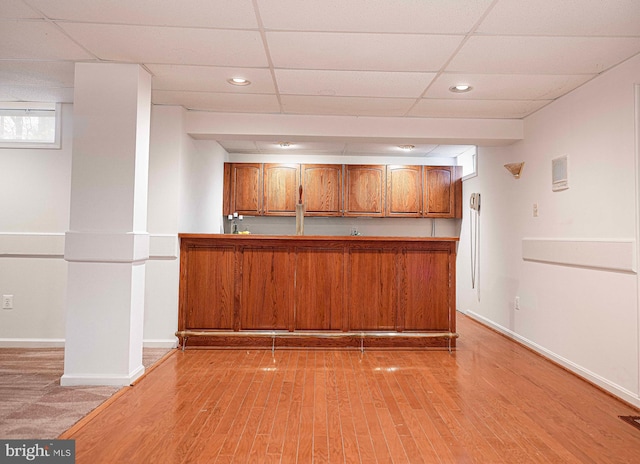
61, 315, 640, 463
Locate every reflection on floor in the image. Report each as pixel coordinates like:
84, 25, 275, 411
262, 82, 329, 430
0, 348, 171, 439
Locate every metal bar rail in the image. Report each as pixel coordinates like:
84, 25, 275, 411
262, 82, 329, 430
175, 330, 459, 353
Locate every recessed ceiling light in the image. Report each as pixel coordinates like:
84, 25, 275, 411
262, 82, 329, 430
449, 84, 473, 93
227, 77, 251, 86
398, 144, 415, 151
279, 141, 292, 148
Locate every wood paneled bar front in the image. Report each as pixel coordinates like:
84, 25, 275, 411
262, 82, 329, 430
177, 234, 459, 350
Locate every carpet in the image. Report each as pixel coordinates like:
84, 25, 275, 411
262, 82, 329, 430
0, 348, 170, 439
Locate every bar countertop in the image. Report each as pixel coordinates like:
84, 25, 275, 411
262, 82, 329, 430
178, 233, 459, 242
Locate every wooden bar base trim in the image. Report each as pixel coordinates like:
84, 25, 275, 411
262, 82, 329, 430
175, 330, 458, 349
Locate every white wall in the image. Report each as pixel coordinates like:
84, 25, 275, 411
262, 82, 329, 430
0, 102, 229, 348
144, 105, 183, 347
457, 54, 640, 407
179, 135, 227, 234
0, 104, 73, 345
0, 105, 73, 234
145, 106, 229, 346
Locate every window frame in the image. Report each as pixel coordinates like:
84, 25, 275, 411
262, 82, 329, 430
0, 102, 62, 149
458, 146, 478, 181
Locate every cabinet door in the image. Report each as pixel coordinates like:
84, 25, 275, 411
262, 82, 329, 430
347, 248, 397, 330
240, 247, 293, 330
295, 247, 344, 330
223, 163, 232, 216
399, 249, 451, 331
344, 165, 385, 217
184, 246, 235, 329
263, 163, 300, 216
301, 164, 343, 216
423, 166, 457, 217
386, 165, 422, 217
228, 163, 263, 215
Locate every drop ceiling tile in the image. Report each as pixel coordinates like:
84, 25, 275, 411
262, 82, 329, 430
28, 0, 258, 28
153, 90, 281, 113
447, 36, 640, 75
0, 0, 43, 18
0, 61, 76, 87
281, 95, 415, 117
0, 21, 94, 60
408, 99, 550, 119
258, 0, 494, 33
275, 70, 436, 98
427, 73, 593, 100
478, 0, 640, 36
267, 32, 463, 72
147, 65, 275, 94
58, 23, 268, 67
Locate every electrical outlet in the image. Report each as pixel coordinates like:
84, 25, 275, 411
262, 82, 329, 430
533, 203, 539, 217
514, 296, 520, 310
2, 295, 13, 310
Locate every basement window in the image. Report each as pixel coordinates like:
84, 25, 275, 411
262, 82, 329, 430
0, 102, 61, 149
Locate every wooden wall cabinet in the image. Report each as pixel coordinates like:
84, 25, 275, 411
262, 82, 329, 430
423, 166, 462, 218
386, 165, 463, 218
386, 165, 423, 217
301, 164, 343, 216
225, 163, 263, 216
224, 162, 461, 219
263, 163, 300, 216
344, 165, 385, 217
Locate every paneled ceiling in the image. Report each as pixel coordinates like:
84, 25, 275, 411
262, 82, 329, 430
1, 0, 639, 156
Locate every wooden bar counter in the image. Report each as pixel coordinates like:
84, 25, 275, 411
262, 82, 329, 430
177, 234, 459, 349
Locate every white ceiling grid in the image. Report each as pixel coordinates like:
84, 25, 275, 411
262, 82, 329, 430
1, 0, 639, 155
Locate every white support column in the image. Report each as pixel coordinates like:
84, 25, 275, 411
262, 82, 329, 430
61, 63, 151, 386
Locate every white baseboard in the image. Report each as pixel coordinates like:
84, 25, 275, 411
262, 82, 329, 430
0, 338, 65, 348
60, 365, 145, 387
464, 310, 640, 409
143, 338, 178, 349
